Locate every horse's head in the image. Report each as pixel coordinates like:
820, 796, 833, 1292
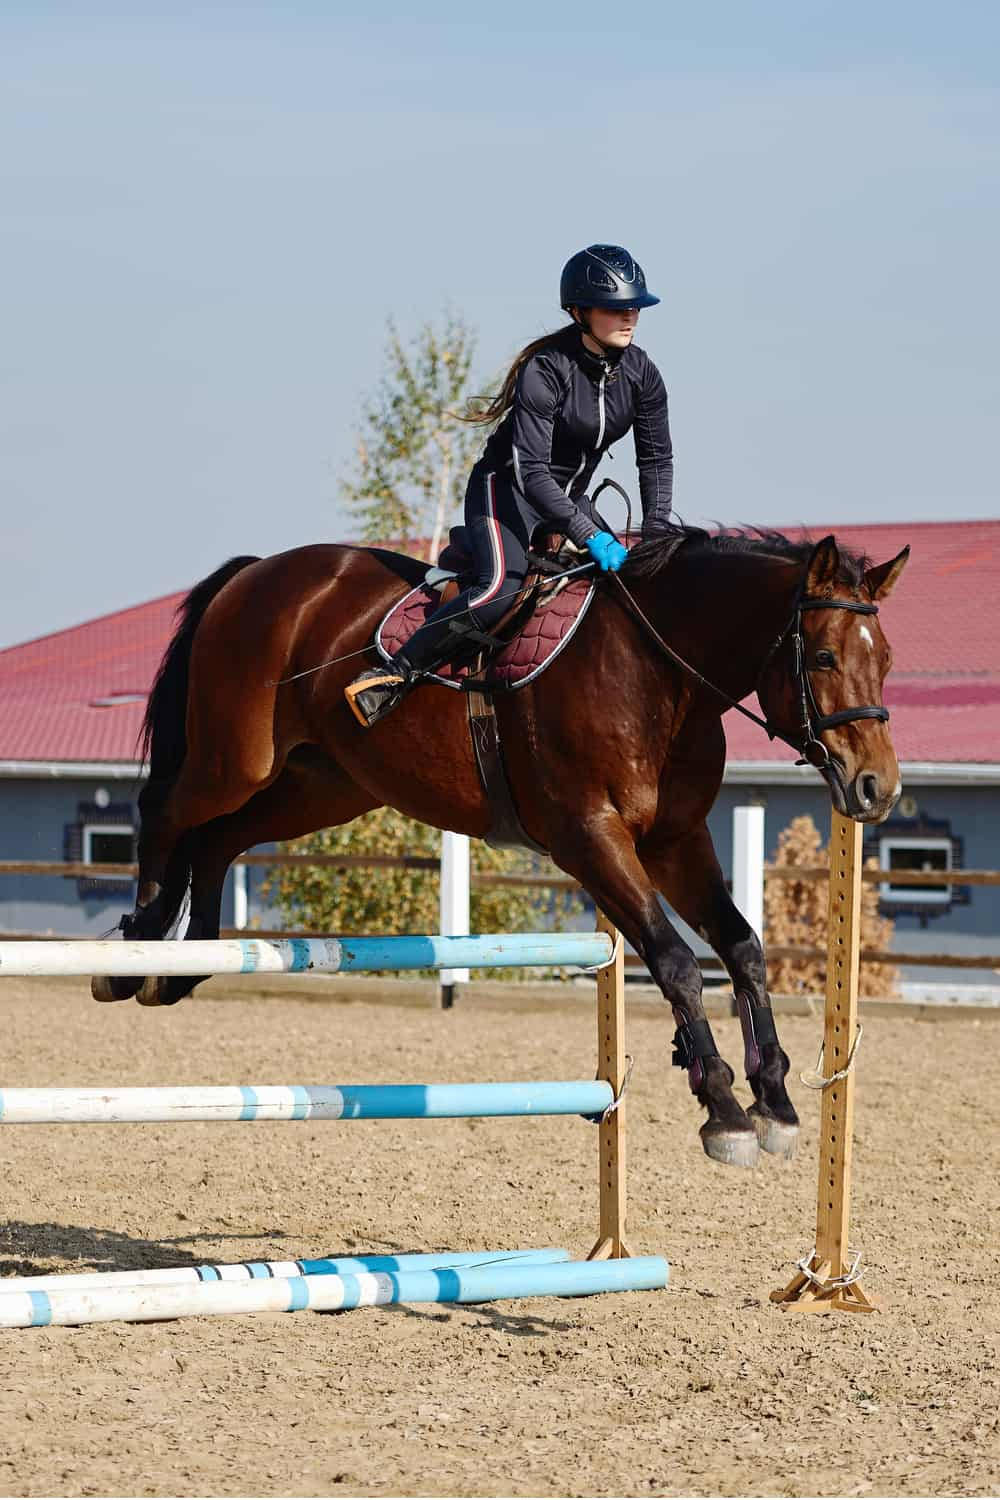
758, 535, 909, 823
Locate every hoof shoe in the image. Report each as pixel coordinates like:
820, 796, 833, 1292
750, 1107, 799, 1159
700, 1124, 760, 1169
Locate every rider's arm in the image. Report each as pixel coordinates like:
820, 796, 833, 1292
510, 355, 598, 547
633, 356, 674, 536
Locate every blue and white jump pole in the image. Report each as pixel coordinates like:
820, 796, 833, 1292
0, 1255, 669, 1329
0, 931, 613, 977
0, 1080, 614, 1124
0, 1248, 573, 1294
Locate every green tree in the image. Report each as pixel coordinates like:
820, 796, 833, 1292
261, 808, 584, 978
345, 313, 483, 560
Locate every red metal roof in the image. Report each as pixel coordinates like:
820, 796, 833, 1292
0, 520, 996, 766
0, 591, 185, 763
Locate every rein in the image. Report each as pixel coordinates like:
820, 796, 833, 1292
607, 573, 889, 774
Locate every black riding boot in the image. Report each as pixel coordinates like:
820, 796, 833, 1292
344, 613, 496, 730
344, 651, 419, 728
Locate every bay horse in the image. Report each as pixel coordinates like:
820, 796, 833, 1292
95, 527, 908, 1169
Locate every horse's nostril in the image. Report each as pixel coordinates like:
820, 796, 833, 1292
860, 773, 879, 808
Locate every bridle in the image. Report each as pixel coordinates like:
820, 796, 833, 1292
759, 597, 889, 773
608, 574, 889, 789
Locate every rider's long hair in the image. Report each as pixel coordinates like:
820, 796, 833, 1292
461, 323, 578, 426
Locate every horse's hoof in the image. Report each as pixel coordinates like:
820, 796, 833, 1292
699, 1122, 760, 1169
91, 975, 140, 1003
749, 1107, 799, 1159
135, 975, 167, 1007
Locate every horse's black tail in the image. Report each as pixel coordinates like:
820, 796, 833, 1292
139, 556, 260, 784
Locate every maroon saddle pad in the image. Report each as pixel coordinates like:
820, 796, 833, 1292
376, 573, 596, 691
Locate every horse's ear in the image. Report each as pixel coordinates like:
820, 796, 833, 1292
864, 545, 910, 601
805, 535, 839, 595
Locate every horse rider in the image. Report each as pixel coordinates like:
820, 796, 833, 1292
344, 243, 674, 728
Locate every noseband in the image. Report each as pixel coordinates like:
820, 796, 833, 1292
608, 577, 890, 781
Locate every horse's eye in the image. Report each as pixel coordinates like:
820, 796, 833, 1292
814, 649, 836, 669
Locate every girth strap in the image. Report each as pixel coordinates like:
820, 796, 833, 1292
466, 690, 548, 856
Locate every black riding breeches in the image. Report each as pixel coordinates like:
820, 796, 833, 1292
397, 463, 536, 671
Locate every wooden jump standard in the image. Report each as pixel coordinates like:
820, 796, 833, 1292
772, 811, 875, 1314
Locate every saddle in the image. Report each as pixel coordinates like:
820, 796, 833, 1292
376, 525, 596, 693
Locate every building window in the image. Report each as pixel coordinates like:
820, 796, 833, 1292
64, 801, 136, 899
879, 837, 953, 905
82, 823, 136, 875
864, 811, 968, 924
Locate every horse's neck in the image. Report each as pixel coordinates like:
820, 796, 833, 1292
632, 549, 802, 704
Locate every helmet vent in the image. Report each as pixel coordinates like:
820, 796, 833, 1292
586, 263, 618, 291
589, 245, 638, 283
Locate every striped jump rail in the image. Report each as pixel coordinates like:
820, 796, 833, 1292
0, 1255, 670, 1329
0, 931, 613, 977
0, 1081, 615, 1125
0, 1247, 573, 1294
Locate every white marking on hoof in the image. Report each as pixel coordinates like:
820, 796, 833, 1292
751, 1109, 799, 1159
700, 1125, 760, 1169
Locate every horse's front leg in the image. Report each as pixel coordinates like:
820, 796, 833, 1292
641, 823, 799, 1158
550, 814, 759, 1168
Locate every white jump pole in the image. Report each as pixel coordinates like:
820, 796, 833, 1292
439, 831, 471, 1008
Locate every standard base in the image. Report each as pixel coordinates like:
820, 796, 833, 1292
771, 1260, 876, 1315
587, 1236, 634, 1261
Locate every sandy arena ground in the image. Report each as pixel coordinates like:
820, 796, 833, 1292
0, 974, 998, 1499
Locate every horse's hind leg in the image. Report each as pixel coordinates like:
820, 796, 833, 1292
642, 824, 799, 1158
135, 750, 379, 1006
92, 718, 287, 1002
549, 814, 759, 1168
91, 779, 196, 1002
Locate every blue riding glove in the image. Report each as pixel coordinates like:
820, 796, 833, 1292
585, 530, 628, 573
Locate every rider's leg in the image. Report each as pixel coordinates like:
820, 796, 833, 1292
345, 468, 531, 727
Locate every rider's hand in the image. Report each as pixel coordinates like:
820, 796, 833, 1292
585, 530, 628, 573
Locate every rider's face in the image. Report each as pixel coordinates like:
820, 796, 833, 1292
575, 305, 640, 351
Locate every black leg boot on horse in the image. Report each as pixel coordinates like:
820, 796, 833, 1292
643, 823, 800, 1159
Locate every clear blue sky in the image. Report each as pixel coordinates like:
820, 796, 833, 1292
2, 2, 998, 647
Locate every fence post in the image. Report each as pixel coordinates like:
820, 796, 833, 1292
232, 864, 249, 931
732, 803, 765, 941
439, 832, 470, 1009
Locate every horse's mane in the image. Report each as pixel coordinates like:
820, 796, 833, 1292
623, 523, 872, 590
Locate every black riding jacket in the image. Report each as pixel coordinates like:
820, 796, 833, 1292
480, 326, 674, 547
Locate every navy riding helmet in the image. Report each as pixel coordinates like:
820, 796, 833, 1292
559, 244, 660, 311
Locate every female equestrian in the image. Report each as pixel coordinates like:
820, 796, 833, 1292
345, 243, 674, 728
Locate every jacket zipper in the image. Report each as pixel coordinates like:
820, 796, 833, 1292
596, 364, 608, 449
